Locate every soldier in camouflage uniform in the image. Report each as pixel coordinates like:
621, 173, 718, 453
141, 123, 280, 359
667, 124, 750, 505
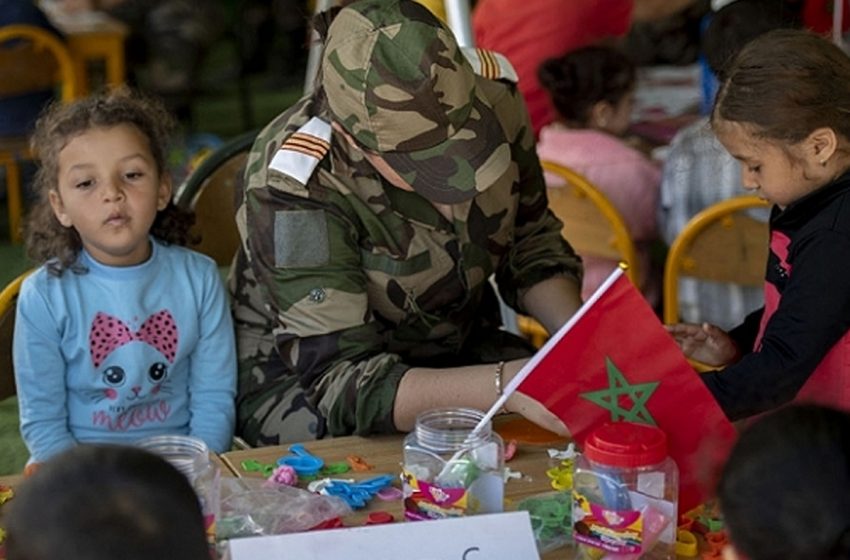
230, 0, 585, 446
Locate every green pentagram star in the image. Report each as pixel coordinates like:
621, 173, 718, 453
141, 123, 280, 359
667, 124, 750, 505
580, 357, 659, 425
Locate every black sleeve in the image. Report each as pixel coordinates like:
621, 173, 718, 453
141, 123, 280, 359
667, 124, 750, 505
727, 307, 764, 354
701, 229, 850, 420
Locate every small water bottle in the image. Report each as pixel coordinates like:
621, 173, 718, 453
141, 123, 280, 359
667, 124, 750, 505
137, 435, 221, 548
573, 422, 678, 559
402, 407, 505, 520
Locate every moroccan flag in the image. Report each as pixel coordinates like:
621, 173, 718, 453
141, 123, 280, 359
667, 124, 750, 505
505, 267, 736, 511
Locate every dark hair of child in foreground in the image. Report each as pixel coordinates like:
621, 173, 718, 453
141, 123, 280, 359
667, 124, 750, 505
718, 404, 850, 560
4, 444, 210, 560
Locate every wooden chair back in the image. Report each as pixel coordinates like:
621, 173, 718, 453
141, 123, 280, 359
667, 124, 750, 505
516, 161, 640, 348
541, 160, 640, 283
0, 24, 77, 102
663, 196, 770, 325
0, 25, 78, 243
174, 130, 257, 267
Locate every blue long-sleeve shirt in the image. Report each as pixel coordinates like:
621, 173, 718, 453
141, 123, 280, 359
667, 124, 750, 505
14, 240, 236, 461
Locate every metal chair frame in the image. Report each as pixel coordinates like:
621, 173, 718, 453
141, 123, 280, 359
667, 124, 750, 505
0, 269, 33, 400
173, 129, 258, 267
0, 24, 78, 243
663, 195, 770, 326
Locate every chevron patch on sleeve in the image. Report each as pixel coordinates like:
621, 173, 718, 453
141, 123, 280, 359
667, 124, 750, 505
268, 116, 332, 184
461, 47, 519, 83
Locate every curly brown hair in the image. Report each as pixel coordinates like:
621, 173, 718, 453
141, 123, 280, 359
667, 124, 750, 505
26, 87, 195, 273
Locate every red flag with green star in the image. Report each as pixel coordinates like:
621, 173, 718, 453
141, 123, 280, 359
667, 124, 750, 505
515, 267, 737, 510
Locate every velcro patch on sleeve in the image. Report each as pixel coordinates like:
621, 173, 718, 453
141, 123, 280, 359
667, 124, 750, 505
274, 209, 330, 268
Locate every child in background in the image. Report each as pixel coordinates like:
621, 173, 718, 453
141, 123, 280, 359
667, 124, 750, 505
658, 0, 796, 330
4, 444, 210, 560
536, 45, 661, 306
668, 29, 850, 421
14, 89, 236, 465
718, 404, 850, 560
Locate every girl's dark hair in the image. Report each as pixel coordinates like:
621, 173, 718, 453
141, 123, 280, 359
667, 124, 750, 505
718, 405, 850, 560
26, 88, 194, 273
538, 45, 636, 126
712, 28, 850, 144
701, 0, 797, 77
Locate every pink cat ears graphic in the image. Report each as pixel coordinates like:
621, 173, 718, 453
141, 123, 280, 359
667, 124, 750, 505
89, 310, 178, 368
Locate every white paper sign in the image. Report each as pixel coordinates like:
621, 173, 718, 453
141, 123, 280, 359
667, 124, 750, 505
228, 511, 540, 560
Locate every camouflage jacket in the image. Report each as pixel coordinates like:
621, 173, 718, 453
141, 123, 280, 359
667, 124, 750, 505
230, 76, 582, 441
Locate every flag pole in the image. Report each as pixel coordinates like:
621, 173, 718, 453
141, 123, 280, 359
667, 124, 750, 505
469, 265, 628, 436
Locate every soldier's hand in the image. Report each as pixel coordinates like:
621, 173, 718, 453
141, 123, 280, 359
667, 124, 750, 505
506, 391, 570, 437
502, 360, 569, 438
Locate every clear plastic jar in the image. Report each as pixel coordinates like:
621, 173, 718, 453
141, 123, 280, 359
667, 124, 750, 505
137, 435, 220, 548
402, 407, 504, 520
573, 422, 678, 559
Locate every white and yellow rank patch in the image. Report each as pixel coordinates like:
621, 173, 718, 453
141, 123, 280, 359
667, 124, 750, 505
461, 47, 518, 83
268, 116, 332, 185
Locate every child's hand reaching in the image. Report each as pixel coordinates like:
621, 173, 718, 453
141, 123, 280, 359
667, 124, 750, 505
665, 322, 740, 367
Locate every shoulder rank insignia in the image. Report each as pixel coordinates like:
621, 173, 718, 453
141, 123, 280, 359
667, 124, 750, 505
268, 116, 332, 185
461, 47, 519, 83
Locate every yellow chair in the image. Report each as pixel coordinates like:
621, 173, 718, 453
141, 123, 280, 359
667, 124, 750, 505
0, 269, 33, 400
0, 24, 78, 244
517, 160, 640, 347
415, 0, 448, 22
663, 195, 770, 327
542, 160, 640, 279
173, 130, 256, 267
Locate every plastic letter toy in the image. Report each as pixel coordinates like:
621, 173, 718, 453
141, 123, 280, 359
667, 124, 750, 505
365, 511, 395, 525
241, 459, 275, 477
675, 529, 698, 557
347, 455, 373, 472
322, 475, 395, 509
278, 444, 324, 476
0, 485, 13, 506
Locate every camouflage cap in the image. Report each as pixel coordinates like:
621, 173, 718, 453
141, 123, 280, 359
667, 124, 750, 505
321, 0, 511, 204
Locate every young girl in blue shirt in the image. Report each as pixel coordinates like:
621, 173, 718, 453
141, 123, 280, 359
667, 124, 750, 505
14, 89, 236, 464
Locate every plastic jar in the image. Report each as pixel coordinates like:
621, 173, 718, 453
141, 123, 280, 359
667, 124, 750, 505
572, 422, 678, 560
402, 407, 504, 521
137, 435, 221, 548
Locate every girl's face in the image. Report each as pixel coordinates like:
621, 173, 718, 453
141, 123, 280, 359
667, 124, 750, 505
714, 118, 829, 209
49, 124, 171, 266
592, 89, 635, 137
607, 89, 635, 137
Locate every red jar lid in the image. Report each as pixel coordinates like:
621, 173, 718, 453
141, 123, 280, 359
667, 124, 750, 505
584, 422, 668, 468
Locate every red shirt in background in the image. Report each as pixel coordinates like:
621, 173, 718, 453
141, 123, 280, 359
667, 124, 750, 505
802, 0, 850, 33
473, 0, 634, 136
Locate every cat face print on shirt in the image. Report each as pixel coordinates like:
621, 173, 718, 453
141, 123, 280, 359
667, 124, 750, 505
87, 310, 179, 431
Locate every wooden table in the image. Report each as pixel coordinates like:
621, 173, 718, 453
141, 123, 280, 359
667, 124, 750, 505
222, 431, 708, 559
222, 433, 577, 559
0, 434, 703, 559
46, 10, 129, 94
